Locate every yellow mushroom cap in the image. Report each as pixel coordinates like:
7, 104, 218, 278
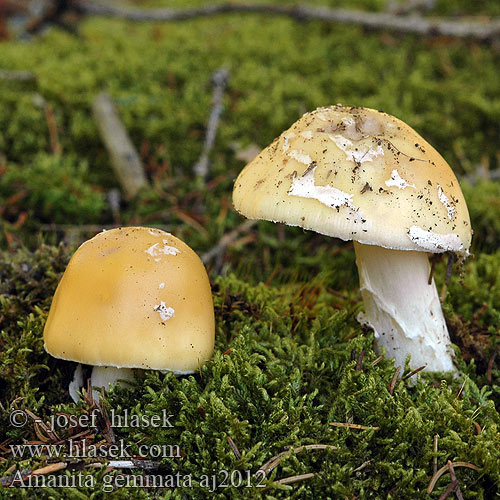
43, 227, 215, 373
233, 105, 472, 255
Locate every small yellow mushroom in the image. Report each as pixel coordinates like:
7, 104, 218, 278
44, 226, 215, 401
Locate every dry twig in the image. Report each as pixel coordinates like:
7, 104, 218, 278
388, 366, 401, 395
226, 436, 242, 460
355, 349, 365, 371
387, 0, 436, 16
201, 219, 257, 264
259, 444, 336, 475
352, 460, 371, 473
329, 422, 380, 431
274, 472, 315, 485
433, 434, 439, 475
78, 2, 500, 42
44, 103, 61, 155
447, 461, 464, 500
438, 480, 459, 500
92, 92, 148, 199
0, 69, 36, 82
193, 67, 229, 180
402, 365, 426, 380
427, 461, 480, 494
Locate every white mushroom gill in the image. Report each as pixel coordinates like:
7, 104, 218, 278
354, 241, 455, 372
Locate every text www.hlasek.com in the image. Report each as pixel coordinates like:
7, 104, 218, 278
10, 440, 180, 460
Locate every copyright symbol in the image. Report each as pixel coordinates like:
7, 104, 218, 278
10, 410, 28, 428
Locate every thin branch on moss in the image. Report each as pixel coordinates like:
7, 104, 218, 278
193, 67, 229, 181
0, 69, 36, 82
329, 422, 380, 431
447, 461, 464, 500
355, 349, 365, 371
32, 462, 68, 476
106, 458, 162, 470
487, 347, 499, 383
386, 0, 436, 16
453, 379, 467, 406
433, 434, 439, 475
259, 444, 336, 475
371, 355, 384, 366
226, 436, 242, 460
402, 365, 426, 380
427, 462, 480, 494
78, 1, 500, 42
353, 460, 371, 473
24, 409, 61, 442
44, 103, 62, 155
92, 92, 149, 200
1, 461, 67, 487
275, 472, 315, 485
472, 421, 482, 435
388, 366, 401, 395
1, 469, 30, 487
201, 219, 257, 264
438, 480, 459, 500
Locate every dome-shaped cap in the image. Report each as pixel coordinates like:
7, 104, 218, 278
233, 105, 471, 255
43, 227, 215, 373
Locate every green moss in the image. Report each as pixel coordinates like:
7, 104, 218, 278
0, 154, 107, 226
463, 181, 500, 253
1, 1, 500, 497
1, 243, 500, 498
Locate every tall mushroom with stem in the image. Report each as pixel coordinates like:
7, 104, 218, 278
233, 105, 472, 372
43, 227, 215, 401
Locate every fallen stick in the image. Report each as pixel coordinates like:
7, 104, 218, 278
259, 444, 337, 475
91, 92, 148, 199
329, 422, 380, 431
79, 2, 500, 42
387, 0, 436, 16
193, 67, 230, 180
275, 472, 315, 485
201, 219, 257, 264
447, 461, 464, 500
0, 69, 36, 82
427, 461, 480, 494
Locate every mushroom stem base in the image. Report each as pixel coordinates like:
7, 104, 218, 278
354, 242, 455, 372
90, 366, 135, 401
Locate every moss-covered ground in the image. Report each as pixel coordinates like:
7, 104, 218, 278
1, 0, 500, 498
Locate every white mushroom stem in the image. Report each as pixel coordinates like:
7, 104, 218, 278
90, 366, 135, 401
353, 241, 455, 372
68, 365, 135, 403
